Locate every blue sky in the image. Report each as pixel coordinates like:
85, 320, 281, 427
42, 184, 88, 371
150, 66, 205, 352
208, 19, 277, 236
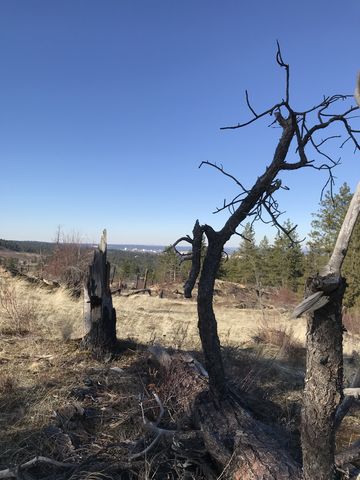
0, 1, 359, 247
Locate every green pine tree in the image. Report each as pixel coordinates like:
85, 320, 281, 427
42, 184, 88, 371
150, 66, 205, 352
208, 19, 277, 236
307, 183, 352, 272
307, 183, 360, 308
225, 223, 260, 285
270, 220, 304, 292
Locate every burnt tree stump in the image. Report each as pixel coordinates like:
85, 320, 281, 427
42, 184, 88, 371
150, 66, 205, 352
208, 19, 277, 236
82, 229, 117, 356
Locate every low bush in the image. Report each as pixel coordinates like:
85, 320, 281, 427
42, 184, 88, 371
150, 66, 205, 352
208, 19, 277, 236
0, 281, 36, 334
343, 308, 360, 336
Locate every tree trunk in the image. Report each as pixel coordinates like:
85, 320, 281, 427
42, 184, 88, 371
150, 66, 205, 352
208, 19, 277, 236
82, 230, 117, 356
184, 220, 203, 298
197, 394, 302, 480
143, 268, 148, 289
300, 182, 360, 480
197, 234, 227, 395
301, 275, 345, 480
149, 345, 301, 479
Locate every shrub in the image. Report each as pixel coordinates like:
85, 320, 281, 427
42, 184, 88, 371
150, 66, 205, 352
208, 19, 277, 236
0, 282, 36, 334
269, 287, 300, 309
343, 308, 360, 336
252, 318, 304, 364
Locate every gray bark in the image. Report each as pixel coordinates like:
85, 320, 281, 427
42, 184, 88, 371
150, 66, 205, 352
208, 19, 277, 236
300, 182, 360, 480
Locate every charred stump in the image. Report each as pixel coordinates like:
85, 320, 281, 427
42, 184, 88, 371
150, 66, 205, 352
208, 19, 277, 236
82, 230, 117, 356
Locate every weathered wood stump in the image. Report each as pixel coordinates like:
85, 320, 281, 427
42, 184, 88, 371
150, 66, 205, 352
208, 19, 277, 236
82, 230, 117, 356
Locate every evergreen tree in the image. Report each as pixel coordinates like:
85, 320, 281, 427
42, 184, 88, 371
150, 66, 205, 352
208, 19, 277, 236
270, 220, 304, 292
224, 223, 260, 285
307, 183, 360, 308
257, 236, 272, 286
343, 224, 360, 308
307, 183, 352, 273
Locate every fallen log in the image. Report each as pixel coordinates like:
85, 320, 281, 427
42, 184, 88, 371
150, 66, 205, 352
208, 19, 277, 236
148, 345, 302, 479
121, 288, 151, 297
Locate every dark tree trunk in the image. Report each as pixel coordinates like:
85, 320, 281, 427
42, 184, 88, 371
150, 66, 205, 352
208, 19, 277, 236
301, 275, 345, 480
197, 233, 227, 395
184, 220, 203, 298
197, 394, 302, 480
82, 230, 117, 356
149, 346, 301, 479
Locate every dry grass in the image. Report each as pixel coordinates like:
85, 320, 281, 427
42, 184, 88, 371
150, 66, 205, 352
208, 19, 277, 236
343, 308, 360, 336
252, 318, 305, 365
2, 268, 360, 477
0, 281, 36, 334
0, 337, 152, 475
0, 269, 83, 339
112, 289, 304, 352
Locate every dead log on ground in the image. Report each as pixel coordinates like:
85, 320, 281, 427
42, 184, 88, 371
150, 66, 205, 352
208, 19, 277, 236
121, 288, 151, 297
148, 345, 302, 479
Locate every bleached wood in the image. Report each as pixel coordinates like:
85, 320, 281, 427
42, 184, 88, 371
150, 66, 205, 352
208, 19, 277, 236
0, 456, 73, 479
355, 72, 360, 107
344, 387, 360, 397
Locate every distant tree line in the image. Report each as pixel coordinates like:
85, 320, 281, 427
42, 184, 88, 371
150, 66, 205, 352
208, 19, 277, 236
108, 247, 191, 286
2, 183, 359, 309
0, 239, 54, 254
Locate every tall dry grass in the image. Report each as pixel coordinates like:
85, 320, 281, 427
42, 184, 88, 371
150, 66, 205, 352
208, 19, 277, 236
0, 269, 83, 339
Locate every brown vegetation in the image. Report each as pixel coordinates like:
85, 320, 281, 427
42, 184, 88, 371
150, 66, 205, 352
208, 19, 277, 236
1, 267, 360, 478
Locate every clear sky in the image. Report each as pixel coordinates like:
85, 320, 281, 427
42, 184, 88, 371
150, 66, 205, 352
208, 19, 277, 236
0, 0, 359, 247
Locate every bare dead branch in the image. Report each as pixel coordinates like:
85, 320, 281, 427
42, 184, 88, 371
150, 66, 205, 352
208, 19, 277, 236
0, 456, 74, 479
343, 387, 360, 397
220, 103, 285, 130
167, 235, 194, 263
199, 161, 248, 192
129, 392, 167, 460
245, 89, 258, 117
276, 40, 290, 102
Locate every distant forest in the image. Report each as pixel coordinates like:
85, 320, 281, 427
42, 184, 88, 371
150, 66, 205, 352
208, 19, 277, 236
0, 239, 54, 254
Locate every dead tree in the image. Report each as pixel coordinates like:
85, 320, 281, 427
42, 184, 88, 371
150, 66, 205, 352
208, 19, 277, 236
82, 230, 117, 355
292, 82, 360, 480
171, 46, 359, 476
168, 220, 203, 298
